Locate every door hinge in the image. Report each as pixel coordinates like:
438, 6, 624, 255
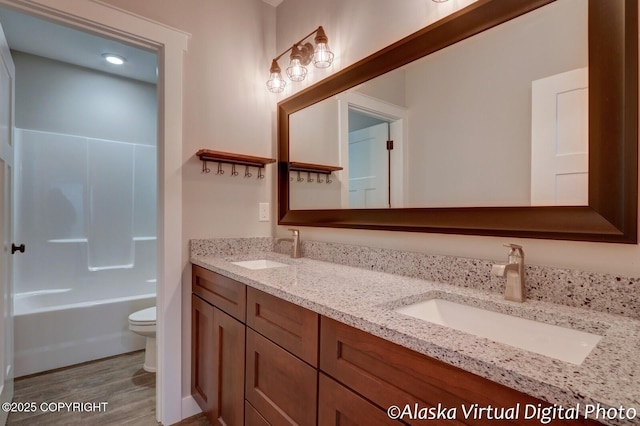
386, 140, 394, 150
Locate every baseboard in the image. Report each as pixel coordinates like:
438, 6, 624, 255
181, 395, 202, 420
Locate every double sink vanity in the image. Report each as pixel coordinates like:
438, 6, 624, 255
189, 238, 640, 426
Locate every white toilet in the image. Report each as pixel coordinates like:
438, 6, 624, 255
128, 307, 156, 372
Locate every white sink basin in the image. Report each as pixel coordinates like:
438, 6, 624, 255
394, 299, 602, 365
231, 259, 289, 270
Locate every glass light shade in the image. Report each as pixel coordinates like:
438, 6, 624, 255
313, 42, 334, 68
266, 71, 286, 93
286, 58, 308, 82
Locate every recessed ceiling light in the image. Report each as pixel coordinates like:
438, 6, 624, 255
102, 53, 126, 65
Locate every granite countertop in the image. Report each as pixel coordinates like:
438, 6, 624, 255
191, 251, 640, 426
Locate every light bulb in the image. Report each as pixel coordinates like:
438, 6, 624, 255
313, 26, 334, 68
102, 53, 126, 65
266, 72, 286, 93
286, 58, 307, 82
313, 42, 334, 68
266, 59, 286, 93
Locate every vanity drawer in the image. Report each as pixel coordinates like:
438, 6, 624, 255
246, 287, 319, 366
192, 265, 246, 322
320, 316, 603, 426
245, 328, 317, 426
318, 373, 399, 426
245, 401, 270, 426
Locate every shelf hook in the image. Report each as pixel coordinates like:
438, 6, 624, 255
202, 161, 211, 174
258, 167, 265, 179
297, 171, 304, 182
317, 172, 324, 183
216, 162, 224, 175
326, 173, 333, 184
231, 164, 239, 176
307, 172, 314, 183
244, 165, 252, 178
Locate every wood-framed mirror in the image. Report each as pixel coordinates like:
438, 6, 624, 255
277, 0, 638, 243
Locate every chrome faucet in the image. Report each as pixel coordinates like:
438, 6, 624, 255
276, 228, 301, 258
491, 243, 525, 302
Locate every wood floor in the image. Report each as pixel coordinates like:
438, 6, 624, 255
7, 351, 209, 426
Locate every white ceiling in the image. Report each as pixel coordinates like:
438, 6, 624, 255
0, 7, 158, 84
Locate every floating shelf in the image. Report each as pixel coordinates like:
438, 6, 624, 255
196, 149, 276, 178
289, 162, 343, 174
196, 149, 276, 167
289, 162, 342, 184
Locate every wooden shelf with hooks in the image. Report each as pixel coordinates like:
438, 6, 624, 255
289, 162, 343, 174
196, 149, 276, 167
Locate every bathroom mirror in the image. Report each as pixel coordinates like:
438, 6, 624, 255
278, 0, 638, 243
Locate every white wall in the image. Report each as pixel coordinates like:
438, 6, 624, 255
13, 52, 156, 144
275, 0, 640, 277
289, 98, 343, 209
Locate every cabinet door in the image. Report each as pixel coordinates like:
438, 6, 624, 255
211, 306, 245, 426
192, 295, 245, 426
192, 295, 215, 419
245, 328, 317, 426
319, 373, 400, 426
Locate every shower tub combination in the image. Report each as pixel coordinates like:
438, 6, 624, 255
14, 279, 155, 377
13, 128, 158, 377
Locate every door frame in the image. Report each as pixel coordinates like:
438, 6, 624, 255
0, 0, 188, 424
337, 91, 408, 208
0, 19, 15, 426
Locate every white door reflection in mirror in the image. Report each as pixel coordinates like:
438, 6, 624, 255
348, 121, 390, 208
337, 92, 407, 209
531, 67, 588, 206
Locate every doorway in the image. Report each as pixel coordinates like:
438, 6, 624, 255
347, 111, 391, 208
0, 1, 187, 424
337, 91, 408, 208
1, 0, 158, 402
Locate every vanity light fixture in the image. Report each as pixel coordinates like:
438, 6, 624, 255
266, 26, 334, 93
102, 53, 126, 65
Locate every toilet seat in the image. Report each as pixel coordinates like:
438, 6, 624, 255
128, 307, 156, 325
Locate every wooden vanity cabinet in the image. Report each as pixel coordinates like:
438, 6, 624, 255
192, 266, 246, 426
192, 264, 600, 426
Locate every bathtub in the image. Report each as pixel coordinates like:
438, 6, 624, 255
14, 279, 155, 377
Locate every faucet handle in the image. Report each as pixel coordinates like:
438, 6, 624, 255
503, 243, 524, 262
288, 228, 300, 236
503, 243, 522, 250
